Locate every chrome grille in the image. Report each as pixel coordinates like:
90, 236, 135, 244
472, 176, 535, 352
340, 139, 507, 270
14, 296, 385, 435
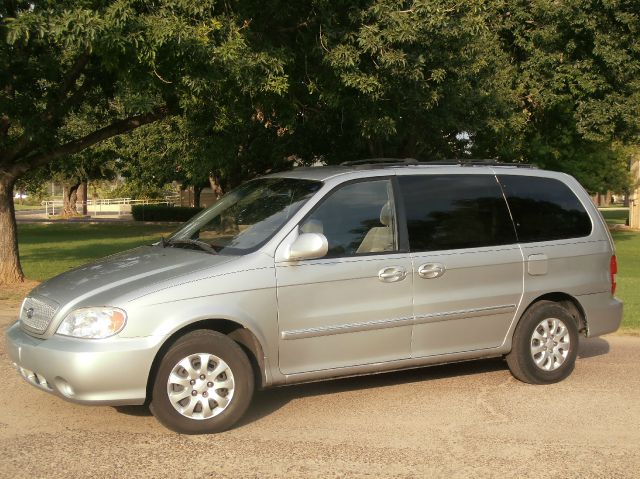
20, 296, 59, 334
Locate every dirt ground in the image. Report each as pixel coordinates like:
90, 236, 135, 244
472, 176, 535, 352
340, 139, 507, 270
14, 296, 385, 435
1, 299, 639, 478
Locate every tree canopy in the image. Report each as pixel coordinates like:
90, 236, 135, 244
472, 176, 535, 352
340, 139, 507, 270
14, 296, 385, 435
0, 0, 287, 282
1, 0, 639, 283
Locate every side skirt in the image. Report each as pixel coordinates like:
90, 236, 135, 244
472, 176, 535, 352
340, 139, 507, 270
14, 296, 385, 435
276, 346, 510, 387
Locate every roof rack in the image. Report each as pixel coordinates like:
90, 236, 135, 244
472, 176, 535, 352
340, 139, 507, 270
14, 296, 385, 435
340, 158, 419, 167
428, 160, 536, 168
339, 158, 535, 169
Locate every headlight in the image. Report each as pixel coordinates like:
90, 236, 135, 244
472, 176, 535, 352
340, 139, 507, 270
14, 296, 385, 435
56, 307, 127, 339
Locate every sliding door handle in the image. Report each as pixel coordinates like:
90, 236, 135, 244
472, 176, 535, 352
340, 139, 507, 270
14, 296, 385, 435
418, 263, 446, 279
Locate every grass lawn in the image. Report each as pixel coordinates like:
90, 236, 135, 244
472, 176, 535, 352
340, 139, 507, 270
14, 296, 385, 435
17, 223, 173, 281
612, 231, 640, 333
13, 204, 45, 211
600, 207, 629, 225
10, 222, 640, 332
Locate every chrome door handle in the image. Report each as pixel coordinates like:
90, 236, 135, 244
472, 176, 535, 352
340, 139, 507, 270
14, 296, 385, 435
418, 263, 446, 279
378, 266, 407, 283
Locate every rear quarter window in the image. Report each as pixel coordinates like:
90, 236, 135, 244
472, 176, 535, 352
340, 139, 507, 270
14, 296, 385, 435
498, 175, 592, 242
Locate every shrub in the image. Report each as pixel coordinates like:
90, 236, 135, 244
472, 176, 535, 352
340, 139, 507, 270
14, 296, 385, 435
131, 205, 203, 222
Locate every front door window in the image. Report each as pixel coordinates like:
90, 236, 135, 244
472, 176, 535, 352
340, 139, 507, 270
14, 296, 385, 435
300, 179, 398, 257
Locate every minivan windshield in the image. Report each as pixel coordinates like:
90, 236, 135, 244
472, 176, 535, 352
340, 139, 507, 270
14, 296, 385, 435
166, 177, 322, 255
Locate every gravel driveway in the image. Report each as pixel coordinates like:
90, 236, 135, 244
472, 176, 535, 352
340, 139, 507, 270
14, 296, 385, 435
1, 300, 639, 478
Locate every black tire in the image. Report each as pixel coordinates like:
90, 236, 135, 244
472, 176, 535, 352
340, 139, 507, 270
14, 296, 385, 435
506, 301, 579, 384
150, 330, 254, 434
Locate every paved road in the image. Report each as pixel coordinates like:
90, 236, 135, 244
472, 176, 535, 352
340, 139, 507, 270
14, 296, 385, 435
1, 300, 639, 478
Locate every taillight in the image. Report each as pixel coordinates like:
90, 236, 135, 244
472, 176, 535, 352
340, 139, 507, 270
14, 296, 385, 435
610, 255, 618, 295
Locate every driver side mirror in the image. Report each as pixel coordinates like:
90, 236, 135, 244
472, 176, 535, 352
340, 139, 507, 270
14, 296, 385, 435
285, 232, 329, 261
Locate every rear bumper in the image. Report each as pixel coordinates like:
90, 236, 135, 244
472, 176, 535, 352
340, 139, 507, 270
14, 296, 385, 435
578, 293, 623, 337
5, 321, 163, 405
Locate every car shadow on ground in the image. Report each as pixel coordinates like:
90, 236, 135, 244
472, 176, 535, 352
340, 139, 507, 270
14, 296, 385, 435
114, 405, 153, 417
114, 337, 611, 425
577, 336, 610, 359
238, 357, 509, 427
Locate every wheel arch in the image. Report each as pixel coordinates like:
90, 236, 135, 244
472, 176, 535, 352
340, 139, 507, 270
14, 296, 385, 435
520, 292, 588, 336
145, 318, 268, 404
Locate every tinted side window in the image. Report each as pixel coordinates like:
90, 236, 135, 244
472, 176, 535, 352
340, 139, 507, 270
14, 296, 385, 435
399, 175, 516, 252
301, 179, 397, 257
498, 175, 592, 242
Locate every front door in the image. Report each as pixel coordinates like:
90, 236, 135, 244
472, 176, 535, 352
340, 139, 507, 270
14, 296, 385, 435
276, 178, 413, 375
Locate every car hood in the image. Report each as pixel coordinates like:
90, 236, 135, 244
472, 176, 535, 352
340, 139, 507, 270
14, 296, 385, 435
30, 245, 236, 307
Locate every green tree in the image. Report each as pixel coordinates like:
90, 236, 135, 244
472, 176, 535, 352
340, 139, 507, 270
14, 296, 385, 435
478, 0, 640, 190
0, 0, 286, 283
229, 0, 523, 163
117, 0, 639, 203
4, 0, 638, 286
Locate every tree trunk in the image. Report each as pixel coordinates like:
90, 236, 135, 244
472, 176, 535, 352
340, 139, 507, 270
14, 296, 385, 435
61, 181, 81, 217
78, 181, 88, 216
0, 173, 25, 284
0, 105, 169, 284
193, 185, 203, 208
208, 175, 224, 199
592, 192, 602, 207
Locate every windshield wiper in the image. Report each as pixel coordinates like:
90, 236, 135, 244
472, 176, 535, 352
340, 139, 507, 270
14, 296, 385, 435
152, 236, 167, 248
166, 239, 218, 255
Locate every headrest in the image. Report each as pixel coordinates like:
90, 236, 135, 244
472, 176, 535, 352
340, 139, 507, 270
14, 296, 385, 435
380, 202, 392, 226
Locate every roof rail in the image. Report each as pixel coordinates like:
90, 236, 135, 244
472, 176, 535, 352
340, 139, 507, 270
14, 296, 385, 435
340, 158, 419, 167
339, 158, 535, 169
429, 160, 536, 168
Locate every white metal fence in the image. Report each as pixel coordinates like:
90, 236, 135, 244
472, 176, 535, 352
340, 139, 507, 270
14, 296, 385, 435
42, 196, 180, 217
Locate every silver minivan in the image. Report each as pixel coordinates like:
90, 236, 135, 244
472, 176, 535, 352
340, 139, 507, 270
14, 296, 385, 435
6, 161, 623, 434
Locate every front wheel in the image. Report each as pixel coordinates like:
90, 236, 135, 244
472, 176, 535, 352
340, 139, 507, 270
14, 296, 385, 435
150, 330, 254, 434
506, 301, 579, 384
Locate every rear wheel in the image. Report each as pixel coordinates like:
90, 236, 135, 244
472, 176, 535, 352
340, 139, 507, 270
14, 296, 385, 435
150, 330, 254, 434
506, 301, 579, 384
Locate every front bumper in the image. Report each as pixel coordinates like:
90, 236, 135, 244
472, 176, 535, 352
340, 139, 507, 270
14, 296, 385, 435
6, 321, 164, 405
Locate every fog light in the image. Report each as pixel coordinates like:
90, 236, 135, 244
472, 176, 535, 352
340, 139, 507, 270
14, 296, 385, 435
55, 377, 75, 397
